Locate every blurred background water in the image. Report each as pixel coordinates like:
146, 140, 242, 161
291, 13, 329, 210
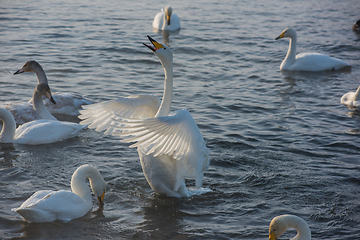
1, 0, 360, 239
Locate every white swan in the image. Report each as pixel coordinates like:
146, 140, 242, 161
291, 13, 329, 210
14, 60, 94, 117
269, 215, 311, 240
79, 36, 209, 197
152, 6, 180, 31
13, 164, 106, 223
275, 28, 351, 71
341, 85, 360, 109
3, 82, 57, 124
1, 84, 84, 144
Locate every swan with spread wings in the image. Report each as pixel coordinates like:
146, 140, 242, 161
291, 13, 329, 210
79, 36, 209, 197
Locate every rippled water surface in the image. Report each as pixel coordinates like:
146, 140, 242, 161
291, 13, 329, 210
1, 0, 360, 239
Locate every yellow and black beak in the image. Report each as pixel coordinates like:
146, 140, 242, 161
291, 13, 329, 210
97, 190, 105, 205
269, 231, 277, 240
143, 35, 165, 52
275, 32, 285, 40
167, 15, 171, 25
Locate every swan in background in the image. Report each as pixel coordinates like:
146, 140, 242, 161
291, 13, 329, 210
275, 28, 351, 71
269, 214, 311, 240
14, 60, 94, 117
152, 6, 180, 31
341, 84, 360, 109
353, 20, 360, 33
13, 164, 106, 223
79, 36, 209, 197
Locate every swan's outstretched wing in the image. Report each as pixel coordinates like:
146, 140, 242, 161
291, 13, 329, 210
110, 109, 210, 188
78, 94, 160, 132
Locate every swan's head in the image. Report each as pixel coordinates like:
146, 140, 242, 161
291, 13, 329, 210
275, 28, 296, 40
269, 215, 289, 240
90, 175, 106, 205
164, 6, 173, 25
143, 35, 173, 65
36, 83, 56, 104
269, 214, 310, 240
353, 20, 360, 33
14, 60, 42, 75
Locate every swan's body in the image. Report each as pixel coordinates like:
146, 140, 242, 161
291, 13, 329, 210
152, 6, 180, 31
13, 165, 106, 223
269, 215, 311, 240
12, 60, 93, 120
353, 20, 360, 34
275, 28, 351, 71
79, 36, 209, 197
341, 85, 360, 109
0, 84, 84, 145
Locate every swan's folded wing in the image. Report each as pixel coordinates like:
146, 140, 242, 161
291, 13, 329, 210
111, 109, 210, 188
78, 95, 160, 132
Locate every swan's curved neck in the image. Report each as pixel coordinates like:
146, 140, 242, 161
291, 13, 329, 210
71, 166, 100, 202
32, 89, 56, 120
286, 216, 311, 240
281, 34, 297, 69
34, 64, 49, 84
355, 85, 360, 101
155, 58, 173, 117
0, 109, 16, 143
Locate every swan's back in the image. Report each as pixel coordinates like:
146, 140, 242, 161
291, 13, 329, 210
15, 119, 84, 144
291, 52, 351, 71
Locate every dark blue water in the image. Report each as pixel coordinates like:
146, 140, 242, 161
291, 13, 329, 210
1, 0, 360, 239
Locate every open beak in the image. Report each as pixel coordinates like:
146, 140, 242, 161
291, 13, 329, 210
14, 68, 24, 75
143, 35, 164, 52
97, 190, 105, 205
275, 32, 285, 40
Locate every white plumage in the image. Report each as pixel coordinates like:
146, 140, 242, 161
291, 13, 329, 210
275, 28, 351, 71
269, 214, 311, 240
13, 165, 106, 223
341, 85, 360, 110
79, 36, 209, 197
152, 6, 180, 31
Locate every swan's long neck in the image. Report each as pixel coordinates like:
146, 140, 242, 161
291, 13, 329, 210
34, 64, 49, 84
155, 58, 173, 117
32, 89, 56, 120
0, 108, 16, 143
354, 85, 360, 101
281, 34, 297, 69
71, 166, 99, 203
286, 215, 311, 240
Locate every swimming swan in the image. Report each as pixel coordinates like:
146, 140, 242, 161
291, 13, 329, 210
275, 28, 351, 71
269, 214, 311, 240
0, 84, 84, 144
152, 6, 180, 31
79, 36, 209, 197
13, 164, 106, 223
14, 60, 94, 117
341, 85, 360, 109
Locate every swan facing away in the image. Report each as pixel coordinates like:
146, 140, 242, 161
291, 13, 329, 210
341, 85, 360, 109
13, 60, 94, 118
79, 36, 209, 198
152, 6, 180, 31
13, 165, 106, 223
275, 28, 351, 71
269, 215, 311, 240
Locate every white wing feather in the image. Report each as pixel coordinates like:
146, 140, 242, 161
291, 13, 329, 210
110, 109, 209, 187
78, 94, 160, 133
